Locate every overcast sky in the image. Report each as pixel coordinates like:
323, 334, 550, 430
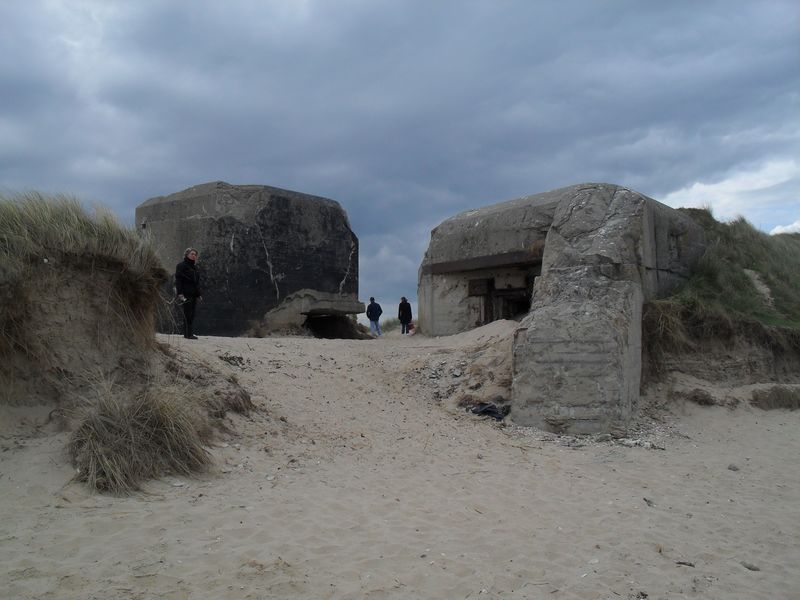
2, 0, 798, 313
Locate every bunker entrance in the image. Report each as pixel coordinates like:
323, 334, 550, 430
303, 314, 364, 339
467, 267, 538, 327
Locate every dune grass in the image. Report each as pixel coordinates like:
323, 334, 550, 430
380, 317, 400, 332
671, 210, 800, 326
0, 192, 167, 355
68, 379, 213, 494
63, 347, 254, 495
0, 191, 163, 275
0, 192, 224, 494
643, 209, 800, 363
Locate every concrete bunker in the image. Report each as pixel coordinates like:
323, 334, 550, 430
136, 182, 364, 337
419, 183, 707, 434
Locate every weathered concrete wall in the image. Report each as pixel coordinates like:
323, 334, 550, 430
135, 182, 363, 336
511, 271, 644, 433
510, 184, 705, 433
639, 199, 707, 299
419, 183, 706, 433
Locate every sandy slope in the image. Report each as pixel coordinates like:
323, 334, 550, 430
1, 323, 799, 599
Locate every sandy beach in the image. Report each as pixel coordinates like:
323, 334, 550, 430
2, 323, 799, 599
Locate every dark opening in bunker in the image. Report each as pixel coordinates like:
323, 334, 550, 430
303, 314, 363, 339
466, 266, 538, 327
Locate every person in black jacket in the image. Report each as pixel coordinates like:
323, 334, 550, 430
398, 296, 413, 334
175, 248, 203, 339
366, 297, 382, 336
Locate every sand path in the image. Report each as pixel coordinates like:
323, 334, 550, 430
1, 325, 799, 599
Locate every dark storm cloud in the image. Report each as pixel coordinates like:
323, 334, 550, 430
1, 0, 798, 306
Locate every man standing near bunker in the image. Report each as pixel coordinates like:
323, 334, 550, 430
366, 297, 383, 336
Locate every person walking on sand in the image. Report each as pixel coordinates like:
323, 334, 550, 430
175, 247, 203, 340
366, 297, 383, 336
398, 296, 413, 334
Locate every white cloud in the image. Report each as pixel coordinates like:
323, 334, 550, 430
770, 220, 800, 235
661, 159, 800, 221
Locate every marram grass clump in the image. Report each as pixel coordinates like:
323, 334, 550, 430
0, 191, 167, 356
68, 384, 213, 495
0, 191, 163, 275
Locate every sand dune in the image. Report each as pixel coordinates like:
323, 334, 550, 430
2, 325, 799, 599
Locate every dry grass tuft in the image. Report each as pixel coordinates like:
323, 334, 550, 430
68, 383, 212, 494
161, 351, 254, 417
200, 388, 253, 420
643, 297, 800, 379
218, 384, 255, 414
750, 387, 800, 411
642, 301, 695, 374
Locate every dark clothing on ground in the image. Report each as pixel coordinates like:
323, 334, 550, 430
469, 402, 510, 420
176, 257, 202, 338
398, 300, 412, 334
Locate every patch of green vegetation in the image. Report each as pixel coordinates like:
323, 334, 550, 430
643, 209, 800, 364
673, 209, 800, 327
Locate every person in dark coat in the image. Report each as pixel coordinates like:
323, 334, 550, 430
175, 247, 203, 339
366, 297, 383, 336
398, 296, 413, 334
